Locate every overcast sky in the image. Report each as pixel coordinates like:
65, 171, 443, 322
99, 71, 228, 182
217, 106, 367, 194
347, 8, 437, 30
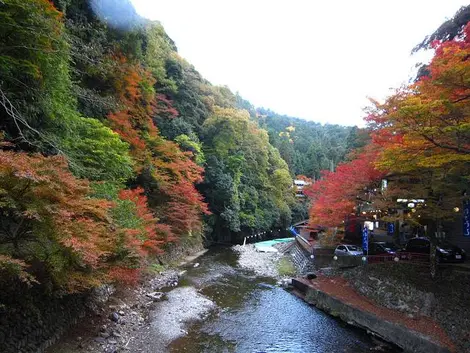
130, 0, 466, 126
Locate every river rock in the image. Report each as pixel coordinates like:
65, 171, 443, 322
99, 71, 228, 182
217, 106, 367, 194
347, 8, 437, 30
109, 312, 120, 322
146, 292, 166, 301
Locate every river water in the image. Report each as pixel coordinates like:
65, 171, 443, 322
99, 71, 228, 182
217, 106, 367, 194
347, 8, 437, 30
152, 247, 391, 353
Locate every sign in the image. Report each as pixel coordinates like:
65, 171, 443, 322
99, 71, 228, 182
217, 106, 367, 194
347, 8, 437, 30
387, 222, 395, 235
362, 226, 369, 253
464, 200, 470, 237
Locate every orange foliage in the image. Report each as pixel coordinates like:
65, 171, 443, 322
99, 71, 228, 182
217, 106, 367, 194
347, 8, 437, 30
118, 187, 164, 255
107, 54, 208, 241
304, 145, 385, 227
108, 267, 140, 286
0, 150, 114, 291
107, 55, 158, 165
366, 23, 470, 171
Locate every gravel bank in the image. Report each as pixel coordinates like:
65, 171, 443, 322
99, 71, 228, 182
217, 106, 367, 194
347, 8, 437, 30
233, 244, 283, 277
46, 270, 181, 353
46, 250, 210, 353
127, 287, 215, 352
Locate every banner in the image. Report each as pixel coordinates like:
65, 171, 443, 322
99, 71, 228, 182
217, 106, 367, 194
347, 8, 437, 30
464, 200, 470, 237
362, 226, 368, 253
288, 226, 299, 237
387, 222, 395, 235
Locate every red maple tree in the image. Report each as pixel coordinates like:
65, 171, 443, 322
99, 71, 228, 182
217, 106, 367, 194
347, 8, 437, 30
304, 144, 386, 227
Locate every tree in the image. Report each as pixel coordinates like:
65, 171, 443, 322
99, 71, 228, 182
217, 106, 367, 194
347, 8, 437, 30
257, 109, 352, 179
201, 107, 294, 240
106, 55, 208, 241
413, 5, 470, 52
304, 145, 385, 227
367, 22, 470, 276
366, 22, 470, 221
0, 151, 114, 291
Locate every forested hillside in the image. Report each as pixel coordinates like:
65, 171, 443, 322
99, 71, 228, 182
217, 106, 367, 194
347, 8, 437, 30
0, 0, 358, 292
3, 1, 468, 350
256, 109, 367, 179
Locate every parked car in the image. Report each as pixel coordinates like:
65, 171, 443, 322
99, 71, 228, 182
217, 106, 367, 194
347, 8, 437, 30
368, 242, 398, 256
334, 244, 363, 256
404, 237, 466, 263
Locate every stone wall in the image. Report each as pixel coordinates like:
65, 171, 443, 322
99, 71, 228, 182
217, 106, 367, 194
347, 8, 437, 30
0, 239, 203, 353
342, 263, 470, 352
0, 286, 88, 353
343, 266, 436, 317
295, 280, 451, 353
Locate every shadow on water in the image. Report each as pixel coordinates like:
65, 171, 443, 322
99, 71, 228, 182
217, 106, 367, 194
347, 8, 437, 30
166, 247, 399, 353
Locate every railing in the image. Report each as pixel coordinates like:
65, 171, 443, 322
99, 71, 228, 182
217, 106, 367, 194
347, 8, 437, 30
307, 252, 431, 269
394, 252, 430, 263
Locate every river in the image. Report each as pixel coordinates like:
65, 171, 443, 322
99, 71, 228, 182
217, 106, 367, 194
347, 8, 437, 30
144, 248, 394, 353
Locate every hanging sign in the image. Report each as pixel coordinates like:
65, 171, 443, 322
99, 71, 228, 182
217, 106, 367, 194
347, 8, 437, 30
387, 222, 395, 235
362, 226, 369, 253
464, 200, 470, 237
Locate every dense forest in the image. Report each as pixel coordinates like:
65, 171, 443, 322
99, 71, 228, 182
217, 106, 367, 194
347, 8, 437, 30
256, 109, 355, 180
0, 0, 358, 293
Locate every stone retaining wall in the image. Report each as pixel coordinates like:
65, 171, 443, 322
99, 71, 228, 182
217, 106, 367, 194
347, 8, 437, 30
342, 264, 470, 352
0, 239, 204, 353
0, 287, 89, 353
293, 279, 451, 353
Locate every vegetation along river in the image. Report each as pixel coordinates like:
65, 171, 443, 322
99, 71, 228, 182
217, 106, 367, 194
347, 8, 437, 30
138, 248, 397, 353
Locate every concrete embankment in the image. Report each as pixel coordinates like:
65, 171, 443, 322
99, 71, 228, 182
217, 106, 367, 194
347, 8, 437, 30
292, 278, 453, 353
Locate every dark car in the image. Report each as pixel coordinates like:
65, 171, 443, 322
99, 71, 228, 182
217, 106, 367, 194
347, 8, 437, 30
368, 242, 398, 255
405, 237, 466, 263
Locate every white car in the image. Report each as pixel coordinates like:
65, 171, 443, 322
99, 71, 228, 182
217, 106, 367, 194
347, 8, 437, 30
334, 244, 363, 256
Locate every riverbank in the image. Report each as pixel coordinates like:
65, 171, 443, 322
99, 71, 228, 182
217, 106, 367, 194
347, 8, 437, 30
46, 243, 292, 353
45, 244, 395, 353
342, 264, 470, 353
46, 249, 210, 353
165, 247, 388, 352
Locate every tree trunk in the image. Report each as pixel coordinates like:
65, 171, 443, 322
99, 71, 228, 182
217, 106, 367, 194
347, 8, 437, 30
429, 219, 441, 279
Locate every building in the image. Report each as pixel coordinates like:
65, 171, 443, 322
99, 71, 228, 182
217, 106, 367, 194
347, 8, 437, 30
293, 179, 309, 197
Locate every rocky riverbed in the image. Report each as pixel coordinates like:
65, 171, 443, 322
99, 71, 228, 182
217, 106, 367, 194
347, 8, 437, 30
47, 269, 185, 353
47, 244, 295, 353
47, 244, 387, 353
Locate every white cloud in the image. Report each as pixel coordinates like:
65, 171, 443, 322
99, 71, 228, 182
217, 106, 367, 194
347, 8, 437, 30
131, 0, 465, 126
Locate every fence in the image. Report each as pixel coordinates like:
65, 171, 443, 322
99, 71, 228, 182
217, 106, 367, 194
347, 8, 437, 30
308, 252, 431, 269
